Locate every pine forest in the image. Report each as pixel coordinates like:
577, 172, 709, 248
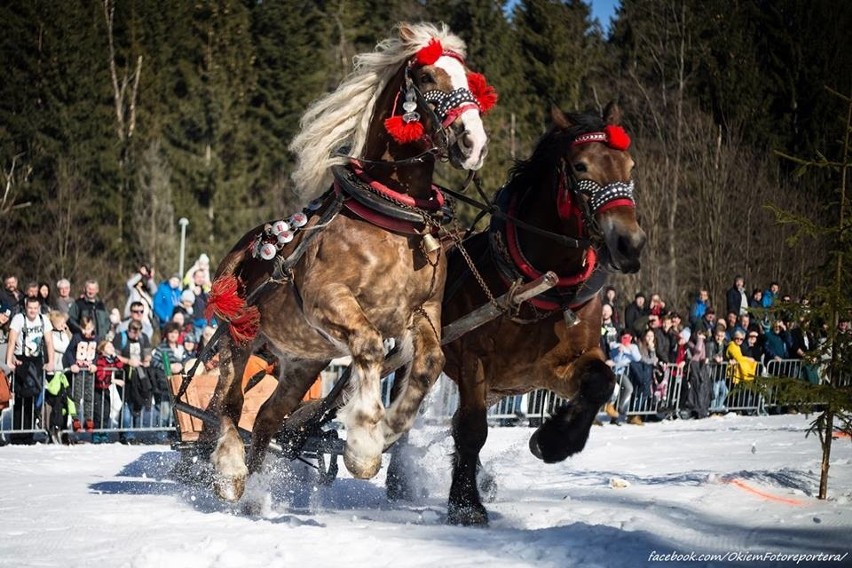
1, 0, 850, 311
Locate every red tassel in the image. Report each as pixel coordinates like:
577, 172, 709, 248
415, 39, 443, 66
206, 275, 245, 322
467, 72, 497, 113
384, 115, 425, 144
604, 125, 631, 151
229, 305, 261, 344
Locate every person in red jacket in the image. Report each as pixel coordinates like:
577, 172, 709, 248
92, 339, 124, 442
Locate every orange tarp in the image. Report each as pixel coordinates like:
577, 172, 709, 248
170, 355, 323, 442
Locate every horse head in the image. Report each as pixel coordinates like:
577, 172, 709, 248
553, 103, 646, 274
368, 24, 492, 175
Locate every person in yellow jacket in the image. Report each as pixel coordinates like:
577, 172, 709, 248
726, 329, 765, 413
726, 330, 757, 384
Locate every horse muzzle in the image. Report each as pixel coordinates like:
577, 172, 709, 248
448, 110, 488, 171
599, 215, 646, 274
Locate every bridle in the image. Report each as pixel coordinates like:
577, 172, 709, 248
380, 49, 484, 163
555, 128, 636, 245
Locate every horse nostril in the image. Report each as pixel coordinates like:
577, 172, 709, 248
460, 131, 474, 153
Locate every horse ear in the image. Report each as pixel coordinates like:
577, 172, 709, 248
398, 23, 415, 43
603, 101, 622, 126
551, 106, 573, 130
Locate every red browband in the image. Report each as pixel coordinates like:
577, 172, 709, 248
571, 125, 631, 151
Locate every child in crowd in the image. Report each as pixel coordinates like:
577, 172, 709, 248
63, 315, 98, 434
92, 340, 123, 442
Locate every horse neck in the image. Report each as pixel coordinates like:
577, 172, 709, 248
513, 181, 587, 272
361, 67, 436, 199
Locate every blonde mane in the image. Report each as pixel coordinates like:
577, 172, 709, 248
288, 22, 467, 202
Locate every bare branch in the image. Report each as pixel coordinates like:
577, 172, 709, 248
102, 0, 125, 141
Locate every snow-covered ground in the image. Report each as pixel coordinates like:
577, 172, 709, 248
1, 414, 850, 568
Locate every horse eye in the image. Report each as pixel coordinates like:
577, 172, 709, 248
573, 162, 587, 173
418, 71, 435, 85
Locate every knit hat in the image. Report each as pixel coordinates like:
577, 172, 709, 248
180, 289, 195, 304
679, 327, 691, 342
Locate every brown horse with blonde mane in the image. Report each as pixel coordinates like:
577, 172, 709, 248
387, 103, 646, 525
201, 23, 493, 502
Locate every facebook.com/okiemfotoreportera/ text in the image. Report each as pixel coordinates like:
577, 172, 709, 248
648, 550, 849, 564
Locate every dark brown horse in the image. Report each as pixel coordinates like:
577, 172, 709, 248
387, 104, 646, 525
202, 23, 493, 502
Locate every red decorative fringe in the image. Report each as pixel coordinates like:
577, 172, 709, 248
205, 274, 261, 344
205, 275, 245, 322
604, 125, 631, 151
384, 115, 425, 144
415, 39, 443, 66
467, 72, 498, 113
229, 305, 260, 344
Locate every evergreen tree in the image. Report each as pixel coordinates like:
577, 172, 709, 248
247, 0, 334, 211
513, 0, 602, 129
762, 88, 852, 499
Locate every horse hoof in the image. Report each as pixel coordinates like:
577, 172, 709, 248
213, 474, 246, 502
529, 429, 544, 461
386, 476, 415, 502
343, 451, 382, 480
447, 503, 489, 527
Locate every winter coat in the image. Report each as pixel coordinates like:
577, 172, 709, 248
94, 354, 124, 390
153, 281, 181, 327
726, 341, 757, 384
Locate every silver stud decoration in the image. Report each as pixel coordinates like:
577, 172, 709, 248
576, 179, 635, 214
251, 207, 315, 261
402, 87, 420, 124
259, 242, 277, 260
271, 220, 290, 235
422, 87, 478, 123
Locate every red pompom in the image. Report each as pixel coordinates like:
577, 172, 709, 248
229, 305, 261, 344
206, 275, 245, 321
466, 72, 498, 114
415, 39, 443, 66
604, 125, 631, 151
384, 115, 425, 144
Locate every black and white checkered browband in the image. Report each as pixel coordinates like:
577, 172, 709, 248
576, 179, 635, 212
423, 88, 478, 121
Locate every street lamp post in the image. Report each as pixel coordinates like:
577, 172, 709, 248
178, 217, 189, 281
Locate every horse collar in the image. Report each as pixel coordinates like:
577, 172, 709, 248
333, 162, 445, 237
490, 189, 599, 312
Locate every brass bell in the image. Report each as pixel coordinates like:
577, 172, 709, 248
563, 308, 580, 327
422, 233, 441, 253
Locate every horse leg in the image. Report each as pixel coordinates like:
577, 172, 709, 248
529, 355, 614, 463
381, 306, 445, 448
246, 359, 329, 474
385, 430, 415, 501
207, 339, 252, 501
321, 292, 386, 479
447, 356, 489, 526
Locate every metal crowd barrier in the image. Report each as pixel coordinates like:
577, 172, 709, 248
1, 367, 175, 444
408, 357, 839, 425
3, 357, 845, 444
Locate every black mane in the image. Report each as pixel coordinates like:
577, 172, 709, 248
504, 110, 606, 197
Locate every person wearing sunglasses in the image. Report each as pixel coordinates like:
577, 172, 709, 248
117, 300, 153, 340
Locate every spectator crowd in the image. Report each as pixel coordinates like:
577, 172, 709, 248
1, 264, 848, 444
598, 276, 850, 427
0, 255, 215, 444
